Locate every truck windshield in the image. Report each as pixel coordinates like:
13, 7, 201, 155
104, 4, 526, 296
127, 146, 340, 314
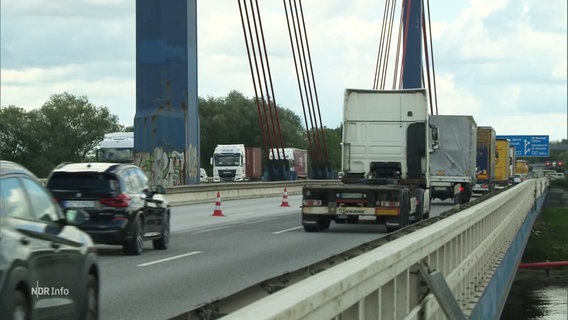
214, 156, 241, 166
97, 148, 133, 163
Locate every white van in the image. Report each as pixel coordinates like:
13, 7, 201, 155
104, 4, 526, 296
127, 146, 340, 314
200, 168, 208, 183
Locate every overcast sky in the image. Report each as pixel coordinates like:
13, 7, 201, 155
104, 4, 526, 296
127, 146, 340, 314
1, 0, 566, 142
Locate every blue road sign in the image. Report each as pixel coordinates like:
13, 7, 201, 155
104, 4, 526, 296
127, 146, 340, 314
496, 135, 549, 157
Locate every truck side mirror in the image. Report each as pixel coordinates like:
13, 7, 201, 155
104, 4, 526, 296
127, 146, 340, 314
429, 125, 439, 152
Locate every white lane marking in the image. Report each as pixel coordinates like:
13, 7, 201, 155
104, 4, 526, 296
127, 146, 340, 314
137, 251, 202, 267
273, 226, 302, 234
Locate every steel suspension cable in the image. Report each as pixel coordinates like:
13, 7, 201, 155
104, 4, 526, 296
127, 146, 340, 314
422, 16, 434, 114
282, 0, 315, 164
238, 0, 270, 157
373, 0, 392, 89
294, 1, 325, 164
297, 0, 329, 163
285, 0, 323, 166
392, 2, 404, 89
425, 0, 439, 114
253, 0, 287, 158
381, 0, 398, 89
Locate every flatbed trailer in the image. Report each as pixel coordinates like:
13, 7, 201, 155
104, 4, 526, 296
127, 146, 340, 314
301, 181, 428, 233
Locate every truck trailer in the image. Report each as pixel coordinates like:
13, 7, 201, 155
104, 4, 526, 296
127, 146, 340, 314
495, 138, 511, 188
429, 115, 477, 204
515, 160, 529, 181
268, 148, 308, 180
301, 89, 439, 233
473, 126, 496, 194
211, 144, 262, 182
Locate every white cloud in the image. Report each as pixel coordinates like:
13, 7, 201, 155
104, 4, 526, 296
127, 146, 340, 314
1, 0, 566, 141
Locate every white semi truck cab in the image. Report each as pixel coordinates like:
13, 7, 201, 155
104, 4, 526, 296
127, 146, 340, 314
95, 132, 134, 163
211, 144, 246, 182
301, 89, 439, 233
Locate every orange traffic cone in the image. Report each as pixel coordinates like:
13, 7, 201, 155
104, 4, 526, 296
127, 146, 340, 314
280, 187, 290, 207
212, 192, 225, 216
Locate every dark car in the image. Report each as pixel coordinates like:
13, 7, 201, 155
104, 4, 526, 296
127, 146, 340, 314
0, 160, 99, 320
45, 162, 170, 255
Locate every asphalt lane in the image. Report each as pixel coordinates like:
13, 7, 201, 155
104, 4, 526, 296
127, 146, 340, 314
97, 195, 458, 319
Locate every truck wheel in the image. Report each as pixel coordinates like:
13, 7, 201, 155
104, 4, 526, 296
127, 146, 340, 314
347, 216, 359, 224
318, 218, 331, 230
385, 224, 399, 233
303, 224, 320, 232
302, 215, 321, 232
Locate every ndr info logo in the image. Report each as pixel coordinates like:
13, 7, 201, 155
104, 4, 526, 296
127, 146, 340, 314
31, 281, 70, 298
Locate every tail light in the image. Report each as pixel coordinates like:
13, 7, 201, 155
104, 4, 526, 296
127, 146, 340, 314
302, 199, 322, 206
100, 194, 131, 208
459, 186, 465, 192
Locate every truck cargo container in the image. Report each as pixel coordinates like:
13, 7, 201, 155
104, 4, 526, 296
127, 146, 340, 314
211, 144, 262, 182
508, 146, 516, 184
429, 115, 477, 204
268, 148, 308, 180
494, 139, 511, 188
515, 160, 529, 181
473, 127, 496, 194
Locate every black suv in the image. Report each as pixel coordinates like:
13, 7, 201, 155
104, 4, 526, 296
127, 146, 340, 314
0, 160, 99, 320
46, 162, 170, 255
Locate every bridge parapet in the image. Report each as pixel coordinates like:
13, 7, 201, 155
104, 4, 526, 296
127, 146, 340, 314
164, 180, 339, 205
205, 179, 548, 320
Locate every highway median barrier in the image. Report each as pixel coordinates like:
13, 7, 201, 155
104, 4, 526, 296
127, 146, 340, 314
164, 180, 340, 206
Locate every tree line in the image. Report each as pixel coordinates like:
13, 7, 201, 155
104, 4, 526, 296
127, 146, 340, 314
1, 91, 342, 178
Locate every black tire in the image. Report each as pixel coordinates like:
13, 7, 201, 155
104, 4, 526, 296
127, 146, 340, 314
153, 213, 170, 250
81, 274, 99, 320
318, 218, 331, 230
124, 217, 144, 255
9, 290, 29, 320
303, 224, 320, 232
347, 216, 359, 224
385, 225, 398, 233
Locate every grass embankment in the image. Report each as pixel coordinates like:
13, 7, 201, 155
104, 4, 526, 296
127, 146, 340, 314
521, 178, 568, 274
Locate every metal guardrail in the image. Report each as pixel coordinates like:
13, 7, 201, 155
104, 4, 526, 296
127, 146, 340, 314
178, 179, 548, 319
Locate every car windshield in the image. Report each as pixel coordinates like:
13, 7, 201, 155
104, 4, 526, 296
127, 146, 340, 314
47, 172, 119, 192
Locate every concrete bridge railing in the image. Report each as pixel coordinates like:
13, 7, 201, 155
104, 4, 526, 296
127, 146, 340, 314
216, 179, 548, 320
164, 180, 335, 206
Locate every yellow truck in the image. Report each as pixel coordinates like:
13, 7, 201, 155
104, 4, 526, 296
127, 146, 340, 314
515, 160, 529, 181
495, 139, 511, 188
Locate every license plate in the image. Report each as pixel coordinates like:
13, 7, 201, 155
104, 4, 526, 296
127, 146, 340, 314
338, 193, 363, 199
337, 207, 374, 215
434, 187, 447, 191
64, 200, 95, 208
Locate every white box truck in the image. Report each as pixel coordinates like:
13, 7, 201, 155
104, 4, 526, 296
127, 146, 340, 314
429, 115, 477, 204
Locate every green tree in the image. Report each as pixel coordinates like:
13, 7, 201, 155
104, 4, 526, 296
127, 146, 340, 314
199, 90, 309, 174
322, 126, 342, 171
0, 92, 123, 176
0, 106, 34, 164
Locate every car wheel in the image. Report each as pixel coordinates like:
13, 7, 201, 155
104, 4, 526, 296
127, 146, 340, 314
152, 213, 170, 250
124, 217, 143, 255
10, 290, 29, 320
81, 275, 99, 320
